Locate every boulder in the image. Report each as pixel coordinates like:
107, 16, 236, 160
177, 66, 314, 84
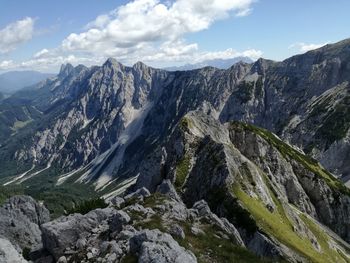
0, 195, 50, 252
192, 200, 244, 246
107, 196, 125, 208
130, 229, 197, 263
169, 224, 185, 240
109, 211, 131, 233
156, 179, 181, 202
41, 208, 114, 260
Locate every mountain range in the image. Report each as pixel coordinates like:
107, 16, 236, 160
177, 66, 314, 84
164, 57, 253, 71
0, 39, 350, 262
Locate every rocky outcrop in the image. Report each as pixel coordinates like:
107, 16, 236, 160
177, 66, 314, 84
41, 208, 115, 260
0, 195, 50, 252
2, 163, 350, 263
130, 229, 197, 263
134, 111, 350, 263
35, 187, 256, 262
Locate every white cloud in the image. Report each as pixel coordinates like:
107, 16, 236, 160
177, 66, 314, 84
0, 17, 35, 54
289, 42, 328, 53
195, 48, 262, 62
235, 8, 253, 17
0, 60, 15, 69
34, 48, 50, 58
0, 55, 104, 72
61, 0, 255, 57
2, 0, 260, 72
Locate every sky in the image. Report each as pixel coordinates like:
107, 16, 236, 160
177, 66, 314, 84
0, 0, 349, 73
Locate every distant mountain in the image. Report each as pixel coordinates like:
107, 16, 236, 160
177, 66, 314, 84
0, 70, 55, 95
165, 57, 254, 71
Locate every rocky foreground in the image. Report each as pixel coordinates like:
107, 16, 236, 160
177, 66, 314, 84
0, 185, 266, 263
0, 177, 349, 263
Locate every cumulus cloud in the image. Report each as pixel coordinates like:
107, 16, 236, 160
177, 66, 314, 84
0, 17, 35, 54
0, 60, 15, 69
2, 0, 261, 72
289, 42, 328, 53
0, 55, 103, 72
34, 48, 50, 58
196, 48, 262, 62
61, 0, 255, 57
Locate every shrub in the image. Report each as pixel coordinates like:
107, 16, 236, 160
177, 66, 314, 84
66, 197, 107, 215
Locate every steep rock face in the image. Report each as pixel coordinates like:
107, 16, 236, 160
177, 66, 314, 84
140, 111, 350, 263
0, 60, 251, 190
219, 40, 350, 179
228, 121, 350, 242
2, 39, 350, 188
2, 60, 172, 185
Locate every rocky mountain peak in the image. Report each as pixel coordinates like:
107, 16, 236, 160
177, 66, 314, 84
103, 57, 124, 70
133, 61, 150, 71
250, 57, 274, 74
58, 63, 74, 78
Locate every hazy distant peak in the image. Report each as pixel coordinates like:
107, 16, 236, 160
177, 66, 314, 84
58, 63, 74, 78
0, 70, 54, 94
165, 57, 254, 71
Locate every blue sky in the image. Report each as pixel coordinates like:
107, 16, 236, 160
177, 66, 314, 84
0, 0, 349, 72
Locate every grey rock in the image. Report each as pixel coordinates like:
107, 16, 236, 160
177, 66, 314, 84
156, 179, 181, 202
157, 199, 189, 222
87, 252, 93, 259
107, 196, 125, 208
41, 208, 114, 260
192, 200, 212, 217
130, 229, 197, 263
109, 241, 123, 255
169, 224, 185, 240
0, 237, 28, 263
0, 195, 50, 251
123, 203, 155, 218
124, 187, 151, 202
57, 256, 67, 263
248, 232, 306, 263
76, 238, 86, 250
117, 226, 138, 241
106, 253, 117, 262
109, 211, 131, 233
190, 227, 204, 236
192, 200, 244, 246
